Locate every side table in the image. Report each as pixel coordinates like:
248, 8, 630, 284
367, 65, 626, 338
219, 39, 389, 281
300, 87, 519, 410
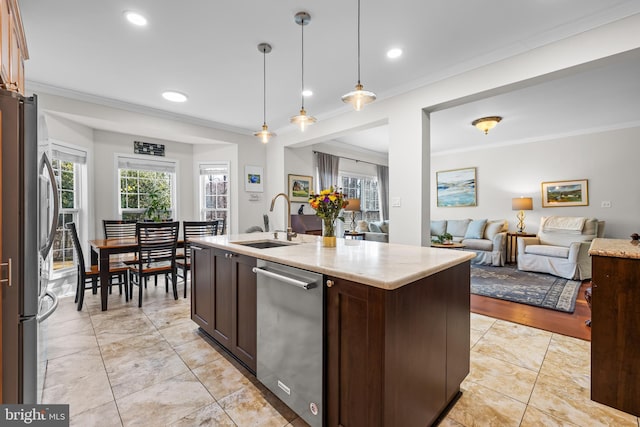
506, 232, 536, 264
344, 231, 365, 240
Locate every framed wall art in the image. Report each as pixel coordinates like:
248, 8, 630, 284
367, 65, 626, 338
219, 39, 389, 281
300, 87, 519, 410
436, 167, 477, 207
541, 179, 588, 207
245, 165, 264, 192
288, 174, 313, 203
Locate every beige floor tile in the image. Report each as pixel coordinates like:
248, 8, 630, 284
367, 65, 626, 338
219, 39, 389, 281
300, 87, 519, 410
192, 356, 254, 401
48, 314, 94, 340
173, 335, 224, 370
218, 384, 291, 427
466, 351, 538, 403
99, 330, 170, 365
71, 400, 123, 427
44, 347, 104, 384
437, 417, 465, 427
470, 312, 497, 332
47, 332, 99, 360
473, 320, 552, 371
159, 319, 204, 347
529, 373, 638, 427
169, 402, 235, 427
116, 372, 214, 427
143, 302, 191, 330
445, 382, 527, 427
520, 406, 581, 427
470, 328, 485, 348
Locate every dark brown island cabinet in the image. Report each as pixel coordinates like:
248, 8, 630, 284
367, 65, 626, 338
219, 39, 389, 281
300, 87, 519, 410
190, 244, 256, 372
590, 253, 640, 417
191, 243, 470, 426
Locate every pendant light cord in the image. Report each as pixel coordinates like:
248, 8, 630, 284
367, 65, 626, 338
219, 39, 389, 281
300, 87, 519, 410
357, 0, 361, 85
301, 19, 305, 109
262, 47, 266, 125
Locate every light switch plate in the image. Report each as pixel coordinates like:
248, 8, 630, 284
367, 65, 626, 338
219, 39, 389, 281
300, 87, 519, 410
391, 197, 401, 207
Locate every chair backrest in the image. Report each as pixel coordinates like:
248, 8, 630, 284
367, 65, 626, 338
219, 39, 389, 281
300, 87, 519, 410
215, 218, 226, 235
136, 221, 180, 266
103, 220, 137, 239
66, 222, 86, 274
183, 221, 218, 260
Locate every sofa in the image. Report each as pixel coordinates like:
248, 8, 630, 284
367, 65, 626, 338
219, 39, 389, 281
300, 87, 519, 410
430, 218, 509, 266
517, 216, 605, 280
356, 220, 389, 243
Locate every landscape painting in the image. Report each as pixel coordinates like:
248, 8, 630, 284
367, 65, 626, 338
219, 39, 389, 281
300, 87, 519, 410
437, 167, 477, 207
288, 174, 313, 203
542, 179, 588, 207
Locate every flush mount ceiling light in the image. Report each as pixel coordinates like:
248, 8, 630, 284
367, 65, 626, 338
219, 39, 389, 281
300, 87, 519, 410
162, 91, 188, 103
342, 0, 376, 111
290, 12, 317, 131
124, 11, 147, 26
472, 116, 502, 135
253, 43, 276, 144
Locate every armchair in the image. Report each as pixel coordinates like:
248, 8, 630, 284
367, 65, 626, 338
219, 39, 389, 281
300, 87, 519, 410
517, 216, 605, 280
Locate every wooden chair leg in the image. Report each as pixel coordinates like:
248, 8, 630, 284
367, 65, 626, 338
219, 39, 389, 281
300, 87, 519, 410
138, 276, 144, 307
92, 277, 98, 294
77, 280, 86, 311
172, 271, 178, 300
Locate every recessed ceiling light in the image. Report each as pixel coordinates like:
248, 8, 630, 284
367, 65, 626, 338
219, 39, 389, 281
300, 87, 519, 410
124, 11, 148, 26
387, 48, 403, 59
302, 89, 313, 97
162, 91, 188, 103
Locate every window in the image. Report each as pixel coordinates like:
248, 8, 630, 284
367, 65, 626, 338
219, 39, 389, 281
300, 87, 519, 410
339, 173, 379, 222
199, 163, 229, 232
117, 156, 176, 220
51, 145, 86, 272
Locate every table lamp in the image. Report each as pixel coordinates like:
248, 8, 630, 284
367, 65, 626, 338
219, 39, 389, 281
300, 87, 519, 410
345, 199, 361, 232
512, 197, 533, 233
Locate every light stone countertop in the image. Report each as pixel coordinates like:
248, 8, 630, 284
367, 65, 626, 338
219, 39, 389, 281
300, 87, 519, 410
589, 237, 640, 260
191, 232, 475, 290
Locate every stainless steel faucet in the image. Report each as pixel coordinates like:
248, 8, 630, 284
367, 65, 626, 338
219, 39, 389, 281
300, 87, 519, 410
270, 193, 297, 241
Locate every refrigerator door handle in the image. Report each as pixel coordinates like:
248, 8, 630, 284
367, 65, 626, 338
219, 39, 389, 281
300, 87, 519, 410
39, 153, 59, 259
36, 290, 58, 323
1, 258, 12, 286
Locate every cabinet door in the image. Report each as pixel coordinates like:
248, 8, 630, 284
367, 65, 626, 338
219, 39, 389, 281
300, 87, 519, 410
211, 249, 233, 348
190, 245, 212, 334
231, 254, 257, 372
326, 276, 384, 427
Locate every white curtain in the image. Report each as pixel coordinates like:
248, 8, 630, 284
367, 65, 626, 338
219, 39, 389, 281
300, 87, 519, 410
314, 152, 340, 192
377, 165, 389, 220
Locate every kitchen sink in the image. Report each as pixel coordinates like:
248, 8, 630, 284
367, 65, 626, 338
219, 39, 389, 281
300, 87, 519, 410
232, 240, 299, 249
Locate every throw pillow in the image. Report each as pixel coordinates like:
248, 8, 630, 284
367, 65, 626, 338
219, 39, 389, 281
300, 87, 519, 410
356, 220, 369, 233
446, 219, 471, 237
379, 221, 389, 234
464, 219, 487, 239
368, 222, 382, 233
431, 220, 447, 236
484, 220, 506, 240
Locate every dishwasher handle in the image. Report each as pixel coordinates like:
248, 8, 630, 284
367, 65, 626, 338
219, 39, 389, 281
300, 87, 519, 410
252, 267, 316, 290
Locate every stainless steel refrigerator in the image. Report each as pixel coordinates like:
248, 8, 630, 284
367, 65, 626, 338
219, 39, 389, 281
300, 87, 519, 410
1, 89, 58, 403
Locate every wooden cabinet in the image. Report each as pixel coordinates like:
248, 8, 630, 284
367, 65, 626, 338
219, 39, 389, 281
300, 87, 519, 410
0, 0, 27, 94
326, 261, 470, 427
190, 245, 256, 372
591, 255, 640, 416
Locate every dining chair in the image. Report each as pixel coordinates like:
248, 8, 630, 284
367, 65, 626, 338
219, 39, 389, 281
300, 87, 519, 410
128, 221, 180, 307
103, 219, 138, 239
215, 218, 226, 235
176, 221, 218, 297
67, 222, 129, 311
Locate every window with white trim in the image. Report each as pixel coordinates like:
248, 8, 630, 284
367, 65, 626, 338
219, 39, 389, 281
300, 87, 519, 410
117, 156, 176, 220
51, 145, 86, 272
199, 163, 229, 232
339, 173, 379, 222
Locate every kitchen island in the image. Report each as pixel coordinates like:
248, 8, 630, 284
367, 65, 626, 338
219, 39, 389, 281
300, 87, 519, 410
190, 232, 474, 427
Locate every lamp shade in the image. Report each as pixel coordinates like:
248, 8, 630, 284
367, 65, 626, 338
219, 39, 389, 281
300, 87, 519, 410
512, 197, 533, 211
345, 199, 361, 211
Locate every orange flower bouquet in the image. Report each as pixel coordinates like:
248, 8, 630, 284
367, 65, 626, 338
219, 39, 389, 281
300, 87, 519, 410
308, 186, 349, 238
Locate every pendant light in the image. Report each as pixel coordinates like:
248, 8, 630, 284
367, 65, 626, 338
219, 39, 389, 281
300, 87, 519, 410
290, 11, 316, 131
342, 0, 376, 111
253, 43, 275, 144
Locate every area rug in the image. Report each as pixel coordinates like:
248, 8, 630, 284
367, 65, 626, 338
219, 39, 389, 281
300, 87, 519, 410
470, 265, 582, 313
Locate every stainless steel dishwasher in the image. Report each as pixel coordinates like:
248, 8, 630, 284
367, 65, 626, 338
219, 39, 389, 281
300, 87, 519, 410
253, 260, 323, 427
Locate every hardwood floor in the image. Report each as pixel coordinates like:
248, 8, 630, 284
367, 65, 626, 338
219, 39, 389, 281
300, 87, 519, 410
471, 280, 592, 341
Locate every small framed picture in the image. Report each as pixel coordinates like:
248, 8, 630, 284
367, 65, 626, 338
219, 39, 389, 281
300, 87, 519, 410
436, 167, 477, 207
541, 179, 588, 207
245, 165, 264, 192
288, 174, 313, 203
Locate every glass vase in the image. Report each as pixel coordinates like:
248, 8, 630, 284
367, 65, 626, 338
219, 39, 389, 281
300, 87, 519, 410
322, 217, 337, 248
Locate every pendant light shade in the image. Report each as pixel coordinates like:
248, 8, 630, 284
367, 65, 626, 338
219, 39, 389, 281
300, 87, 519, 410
342, 0, 376, 111
290, 12, 316, 131
253, 43, 275, 144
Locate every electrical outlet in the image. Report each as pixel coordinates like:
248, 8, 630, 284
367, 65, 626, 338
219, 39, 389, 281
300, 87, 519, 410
601, 201, 611, 208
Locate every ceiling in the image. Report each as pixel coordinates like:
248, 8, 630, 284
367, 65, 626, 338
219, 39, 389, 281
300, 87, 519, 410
19, 1, 640, 153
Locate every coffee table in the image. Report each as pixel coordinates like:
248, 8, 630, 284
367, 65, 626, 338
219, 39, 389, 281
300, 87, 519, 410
431, 242, 466, 249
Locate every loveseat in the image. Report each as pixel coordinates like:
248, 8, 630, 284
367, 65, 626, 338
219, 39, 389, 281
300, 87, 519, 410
430, 218, 509, 266
356, 220, 389, 243
517, 216, 605, 280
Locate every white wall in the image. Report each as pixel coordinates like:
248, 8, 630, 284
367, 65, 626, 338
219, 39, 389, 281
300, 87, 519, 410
431, 126, 640, 238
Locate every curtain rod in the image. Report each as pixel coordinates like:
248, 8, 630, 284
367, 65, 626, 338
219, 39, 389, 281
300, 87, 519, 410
313, 150, 383, 167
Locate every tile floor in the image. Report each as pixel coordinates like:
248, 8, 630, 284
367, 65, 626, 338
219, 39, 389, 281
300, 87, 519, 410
43, 283, 639, 427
